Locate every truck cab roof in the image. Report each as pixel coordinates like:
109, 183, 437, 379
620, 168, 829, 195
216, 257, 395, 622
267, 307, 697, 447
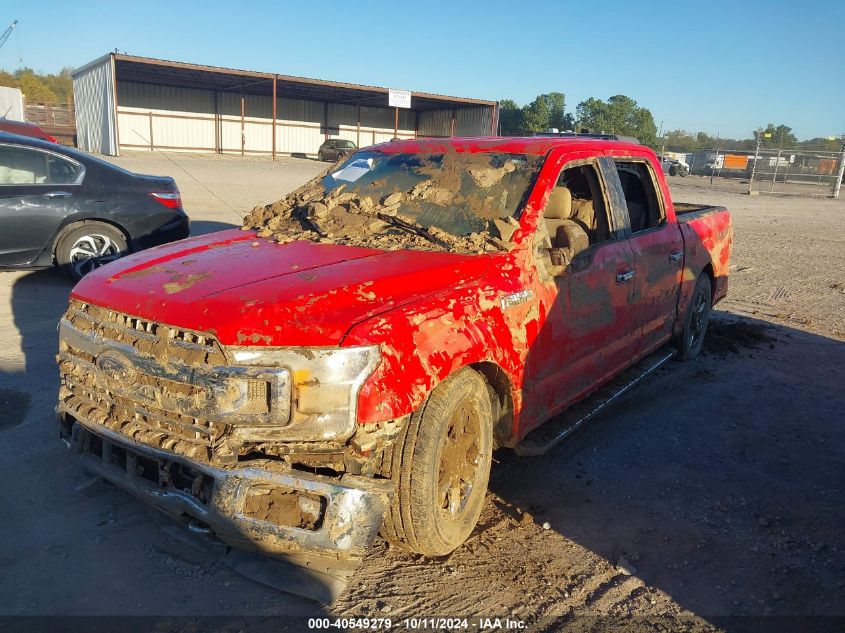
373, 136, 652, 157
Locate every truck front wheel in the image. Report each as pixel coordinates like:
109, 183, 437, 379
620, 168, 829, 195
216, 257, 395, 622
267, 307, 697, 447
382, 369, 493, 556
677, 273, 712, 361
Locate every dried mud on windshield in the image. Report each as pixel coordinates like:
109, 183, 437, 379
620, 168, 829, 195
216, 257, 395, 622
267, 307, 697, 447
241, 153, 528, 255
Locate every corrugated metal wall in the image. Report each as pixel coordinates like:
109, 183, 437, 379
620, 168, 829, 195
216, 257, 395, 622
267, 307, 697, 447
112, 81, 424, 157
117, 82, 216, 152
417, 106, 495, 138
73, 56, 117, 155
456, 106, 494, 136
417, 110, 453, 137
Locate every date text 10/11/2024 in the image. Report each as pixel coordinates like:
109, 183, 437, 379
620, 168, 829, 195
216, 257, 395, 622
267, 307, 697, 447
307, 617, 528, 630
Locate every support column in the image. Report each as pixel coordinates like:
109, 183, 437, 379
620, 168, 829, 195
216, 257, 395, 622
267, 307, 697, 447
450, 109, 456, 137
394, 107, 399, 139
240, 95, 245, 157
272, 75, 277, 161
148, 111, 154, 151
214, 91, 220, 154
110, 53, 121, 156
356, 106, 361, 147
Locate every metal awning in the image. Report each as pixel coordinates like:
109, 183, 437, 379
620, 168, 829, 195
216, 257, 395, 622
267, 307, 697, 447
103, 54, 494, 111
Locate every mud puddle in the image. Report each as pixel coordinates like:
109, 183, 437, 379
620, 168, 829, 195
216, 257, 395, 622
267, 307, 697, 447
704, 319, 776, 355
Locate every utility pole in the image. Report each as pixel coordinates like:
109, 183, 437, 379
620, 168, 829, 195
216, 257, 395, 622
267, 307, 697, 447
748, 131, 762, 195
710, 132, 720, 189
658, 120, 664, 155
833, 135, 845, 199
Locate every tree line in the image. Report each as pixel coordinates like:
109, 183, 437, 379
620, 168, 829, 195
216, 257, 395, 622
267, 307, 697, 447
0, 67, 74, 104
498, 93, 657, 145
499, 92, 842, 151
660, 125, 842, 152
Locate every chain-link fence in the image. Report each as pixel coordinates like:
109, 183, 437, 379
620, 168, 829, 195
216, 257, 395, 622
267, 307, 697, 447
670, 146, 845, 197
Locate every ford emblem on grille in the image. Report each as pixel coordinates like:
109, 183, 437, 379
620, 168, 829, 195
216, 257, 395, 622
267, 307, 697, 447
96, 350, 136, 382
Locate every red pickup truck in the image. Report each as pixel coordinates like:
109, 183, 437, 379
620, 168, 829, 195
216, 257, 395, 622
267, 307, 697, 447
57, 137, 731, 594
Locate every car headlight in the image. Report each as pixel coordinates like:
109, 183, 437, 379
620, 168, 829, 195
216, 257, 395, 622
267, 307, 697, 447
226, 345, 380, 441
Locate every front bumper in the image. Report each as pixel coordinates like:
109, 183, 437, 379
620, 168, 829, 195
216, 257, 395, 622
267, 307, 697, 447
60, 414, 393, 566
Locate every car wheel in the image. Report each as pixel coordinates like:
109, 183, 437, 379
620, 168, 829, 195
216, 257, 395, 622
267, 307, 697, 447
676, 273, 712, 361
317, 150, 325, 161
382, 369, 493, 556
669, 166, 677, 176
55, 221, 128, 281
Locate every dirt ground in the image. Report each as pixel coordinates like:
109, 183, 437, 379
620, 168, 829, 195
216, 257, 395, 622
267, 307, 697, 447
0, 153, 843, 631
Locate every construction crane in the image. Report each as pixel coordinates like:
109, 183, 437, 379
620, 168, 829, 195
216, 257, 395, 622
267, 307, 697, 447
0, 20, 18, 51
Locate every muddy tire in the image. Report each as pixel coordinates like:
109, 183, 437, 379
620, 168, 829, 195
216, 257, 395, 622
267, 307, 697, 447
382, 368, 493, 556
676, 273, 712, 361
55, 221, 128, 281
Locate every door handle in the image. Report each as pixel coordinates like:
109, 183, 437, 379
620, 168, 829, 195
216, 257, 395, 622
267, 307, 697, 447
43, 191, 73, 198
669, 250, 684, 262
616, 270, 636, 283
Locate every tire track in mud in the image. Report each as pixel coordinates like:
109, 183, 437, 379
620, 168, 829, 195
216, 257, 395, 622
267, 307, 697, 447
334, 496, 716, 630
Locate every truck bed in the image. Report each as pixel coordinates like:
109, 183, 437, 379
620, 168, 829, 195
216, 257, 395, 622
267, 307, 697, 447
675, 202, 733, 309
674, 202, 727, 219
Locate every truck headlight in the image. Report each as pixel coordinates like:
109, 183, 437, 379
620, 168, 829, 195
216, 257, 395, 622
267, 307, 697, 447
227, 346, 380, 441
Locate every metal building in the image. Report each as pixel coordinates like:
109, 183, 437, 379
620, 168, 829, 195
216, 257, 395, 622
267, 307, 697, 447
72, 53, 498, 158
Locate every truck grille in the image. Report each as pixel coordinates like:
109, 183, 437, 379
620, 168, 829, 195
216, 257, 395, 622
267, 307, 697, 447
58, 300, 232, 462
62, 300, 227, 365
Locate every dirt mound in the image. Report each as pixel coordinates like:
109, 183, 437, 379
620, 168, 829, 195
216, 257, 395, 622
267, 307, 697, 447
704, 319, 775, 355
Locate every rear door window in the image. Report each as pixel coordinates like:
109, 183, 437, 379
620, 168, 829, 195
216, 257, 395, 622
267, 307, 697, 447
612, 160, 665, 233
0, 145, 83, 185
47, 154, 83, 184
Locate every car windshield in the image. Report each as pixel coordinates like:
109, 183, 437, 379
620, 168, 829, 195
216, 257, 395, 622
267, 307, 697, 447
243, 149, 544, 254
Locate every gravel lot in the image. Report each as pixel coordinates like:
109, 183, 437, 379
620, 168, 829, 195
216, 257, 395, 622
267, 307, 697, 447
1, 152, 842, 630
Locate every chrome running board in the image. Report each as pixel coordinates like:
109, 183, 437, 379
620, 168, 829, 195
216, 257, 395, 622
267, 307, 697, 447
515, 348, 676, 457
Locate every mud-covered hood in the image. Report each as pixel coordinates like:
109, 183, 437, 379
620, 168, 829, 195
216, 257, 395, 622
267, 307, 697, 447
71, 229, 490, 347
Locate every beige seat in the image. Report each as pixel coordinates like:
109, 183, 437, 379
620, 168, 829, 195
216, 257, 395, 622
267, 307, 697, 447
543, 186, 589, 257
543, 186, 572, 242
571, 197, 597, 235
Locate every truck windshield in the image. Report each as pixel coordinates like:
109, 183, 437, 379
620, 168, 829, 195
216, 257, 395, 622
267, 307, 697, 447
322, 150, 543, 238
243, 149, 544, 254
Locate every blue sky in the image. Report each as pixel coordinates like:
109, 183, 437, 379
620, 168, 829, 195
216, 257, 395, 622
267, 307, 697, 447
2, 0, 843, 140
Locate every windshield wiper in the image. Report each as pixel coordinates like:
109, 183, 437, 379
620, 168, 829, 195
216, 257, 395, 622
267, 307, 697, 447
376, 212, 451, 249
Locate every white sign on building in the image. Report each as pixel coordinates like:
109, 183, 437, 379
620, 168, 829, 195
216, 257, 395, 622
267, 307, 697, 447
388, 89, 411, 109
